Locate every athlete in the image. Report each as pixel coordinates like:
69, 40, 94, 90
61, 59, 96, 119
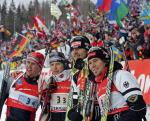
87, 46, 147, 121
40, 52, 71, 121
5, 52, 45, 121
66, 36, 101, 121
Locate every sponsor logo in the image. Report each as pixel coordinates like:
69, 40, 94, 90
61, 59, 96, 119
123, 81, 129, 88
17, 79, 22, 85
71, 41, 81, 48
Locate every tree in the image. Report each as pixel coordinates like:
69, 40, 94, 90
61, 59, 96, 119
20, 4, 28, 26
16, 4, 22, 32
33, 0, 41, 15
27, 1, 34, 24
41, 0, 50, 27
6, 0, 16, 33
1, 0, 7, 26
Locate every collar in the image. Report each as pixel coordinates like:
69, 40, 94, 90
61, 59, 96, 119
95, 67, 108, 83
53, 70, 70, 82
24, 73, 39, 85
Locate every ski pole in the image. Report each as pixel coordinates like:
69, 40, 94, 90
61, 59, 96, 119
119, 37, 130, 72
0, 61, 10, 118
85, 82, 96, 121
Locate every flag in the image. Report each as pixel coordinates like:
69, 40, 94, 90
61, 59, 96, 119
112, 45, 123, 61
140, 2, 150, 24
32, 16, 50, 35
51, 3, 62, 20
116, 0, 129, 26
122, 0, 130, 5
10, 33, 30, 57
97, 0, 112, 12
108, 0, 129, 26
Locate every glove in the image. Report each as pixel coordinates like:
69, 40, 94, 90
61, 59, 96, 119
74, 58, 85, 70
10, 71, 23, 79
48, 76, 57, 92
68, 108, 83, 121
88, 69, 95, 82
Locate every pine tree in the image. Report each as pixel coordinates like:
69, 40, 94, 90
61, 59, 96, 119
20, 4, 28, 26
43, 0, 50, 27
7, 0, 16, 33
27, 1, 34, 24
33, 0, 41, 15
16, 4, 22, 32
1, 0, 7, 26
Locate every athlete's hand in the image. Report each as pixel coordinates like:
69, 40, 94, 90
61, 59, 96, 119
68, 108, 83, 121
10, 71, 23, 79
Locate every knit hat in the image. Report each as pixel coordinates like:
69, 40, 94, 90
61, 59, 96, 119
49, 52, 70, 69
49, 52, 66, 63
26, 52, 45, 68
70, 36, 91, 50
87, 47, 110, 63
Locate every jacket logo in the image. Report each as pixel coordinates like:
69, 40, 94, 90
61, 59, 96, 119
127, 94, 138, 103
17, 79, 22, 85
123, 81, 129, 88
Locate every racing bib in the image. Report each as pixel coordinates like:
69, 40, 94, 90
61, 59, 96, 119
18, 95, 39, 108
50, 93, 68, 112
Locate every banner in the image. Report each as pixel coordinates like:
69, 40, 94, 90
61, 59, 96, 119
39, 59, 150, 105
125, 59, 150, 104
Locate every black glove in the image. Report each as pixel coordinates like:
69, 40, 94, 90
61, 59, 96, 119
68, 108, 83, 121
48, 76, 57, 92
74, 58, 85, 70
88, 69, 95, 82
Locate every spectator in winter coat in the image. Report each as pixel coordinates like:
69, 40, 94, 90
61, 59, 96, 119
57, 38, 71, 60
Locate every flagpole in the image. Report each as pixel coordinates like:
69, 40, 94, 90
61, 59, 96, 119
0, 12, 1, 25
49, 0, 52, 32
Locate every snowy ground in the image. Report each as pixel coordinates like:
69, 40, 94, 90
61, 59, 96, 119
1, 105, 150, 121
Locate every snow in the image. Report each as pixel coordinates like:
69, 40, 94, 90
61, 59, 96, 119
1, 105, 150, 120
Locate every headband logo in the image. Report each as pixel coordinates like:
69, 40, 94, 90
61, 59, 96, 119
71, 41, 81, 47
88, 52, 96, 58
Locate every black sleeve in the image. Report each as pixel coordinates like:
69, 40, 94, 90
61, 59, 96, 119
0, 76, 13, 117
118, 95, 147, 121
6, 107, 34, 121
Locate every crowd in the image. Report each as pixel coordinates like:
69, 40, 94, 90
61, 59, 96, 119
0, 17, 150, 70
0, 0, 150, 70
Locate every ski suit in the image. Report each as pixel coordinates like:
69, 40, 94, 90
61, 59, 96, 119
42, 70, 71, 121
96, 70, 146, 121
5, 73, 40, 121
67, 69, 101, 121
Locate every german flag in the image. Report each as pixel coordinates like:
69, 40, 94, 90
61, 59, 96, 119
10, 32, 30, 57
